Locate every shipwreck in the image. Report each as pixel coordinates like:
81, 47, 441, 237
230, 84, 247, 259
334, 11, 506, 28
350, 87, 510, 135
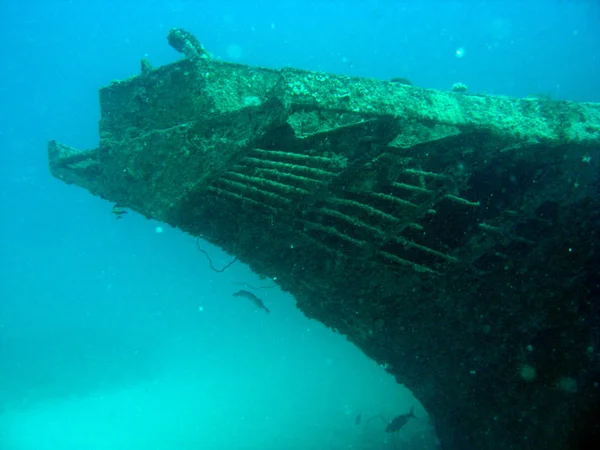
48, 29, 600, 449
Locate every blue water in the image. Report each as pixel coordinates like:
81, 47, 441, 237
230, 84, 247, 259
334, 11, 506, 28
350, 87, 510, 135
0, 1, 598, 449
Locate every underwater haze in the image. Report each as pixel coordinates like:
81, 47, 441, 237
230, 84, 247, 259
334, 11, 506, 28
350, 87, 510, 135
1, 1, 599, 449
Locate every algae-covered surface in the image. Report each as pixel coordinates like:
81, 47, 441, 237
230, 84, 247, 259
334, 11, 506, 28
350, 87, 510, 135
48, 29, 600, 450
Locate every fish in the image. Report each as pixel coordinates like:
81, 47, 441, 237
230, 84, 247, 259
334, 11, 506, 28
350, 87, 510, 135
355, 413, 362, 425
232, 290, 270, 313
385, 406, 416, 433
112, 204, 128, 219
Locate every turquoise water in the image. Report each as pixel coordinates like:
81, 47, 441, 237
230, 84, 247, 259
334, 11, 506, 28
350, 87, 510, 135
0, 207, 436, 448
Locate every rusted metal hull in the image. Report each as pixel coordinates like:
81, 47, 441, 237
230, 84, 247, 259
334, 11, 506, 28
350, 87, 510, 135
49, 34, 600, 449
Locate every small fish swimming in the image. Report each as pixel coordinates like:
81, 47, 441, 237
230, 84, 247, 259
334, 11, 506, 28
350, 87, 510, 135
232, 290, 270, 313
112, 204, 128, 219
385, 406, 416, 433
